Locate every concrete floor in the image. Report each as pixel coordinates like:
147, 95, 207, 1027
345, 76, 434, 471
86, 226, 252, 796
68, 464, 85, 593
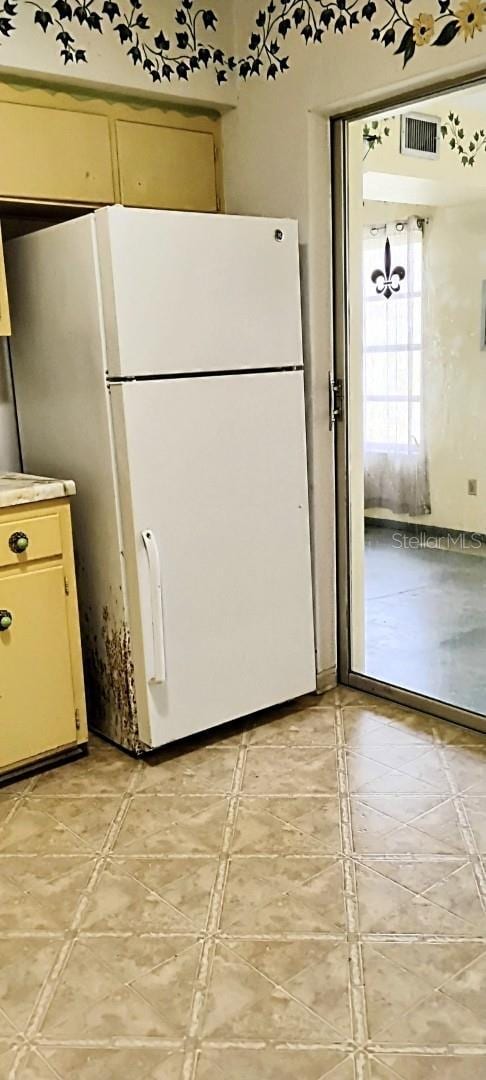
364, 525, 486, 716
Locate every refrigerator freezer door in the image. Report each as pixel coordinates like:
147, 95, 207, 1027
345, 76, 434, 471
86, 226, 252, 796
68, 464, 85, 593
96, 206, 303, 378
110, 371, 316, 747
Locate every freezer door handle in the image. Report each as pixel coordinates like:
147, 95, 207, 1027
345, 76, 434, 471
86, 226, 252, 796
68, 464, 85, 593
141, 529, 166, 684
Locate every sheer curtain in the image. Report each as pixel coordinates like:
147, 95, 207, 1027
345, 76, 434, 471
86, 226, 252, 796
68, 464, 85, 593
363, 216, 431, 517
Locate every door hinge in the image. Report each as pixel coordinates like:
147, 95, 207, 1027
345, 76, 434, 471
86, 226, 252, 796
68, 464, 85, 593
64, 577, 70, 596
329, 374, 344, 430
75, 708, 81, 730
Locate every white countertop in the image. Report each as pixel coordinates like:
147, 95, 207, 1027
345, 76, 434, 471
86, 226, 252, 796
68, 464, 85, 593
0, 473, 76, 509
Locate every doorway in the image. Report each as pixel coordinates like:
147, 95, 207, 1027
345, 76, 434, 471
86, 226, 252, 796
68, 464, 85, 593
334, 79, 486, 730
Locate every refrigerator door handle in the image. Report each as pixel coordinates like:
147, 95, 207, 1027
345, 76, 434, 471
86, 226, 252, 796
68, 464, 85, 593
141, 529, 166, 684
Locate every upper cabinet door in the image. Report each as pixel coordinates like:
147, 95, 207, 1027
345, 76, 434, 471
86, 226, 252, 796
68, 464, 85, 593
116, 120, 218, 212
0, 102, 114, 205
0, 224, 10, 336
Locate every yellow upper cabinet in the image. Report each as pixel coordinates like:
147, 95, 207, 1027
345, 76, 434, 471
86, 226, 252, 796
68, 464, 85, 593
0, 81, 222, 213
0, 223, 11, 336
116, 120, 218, 212
0, 101, 115, 205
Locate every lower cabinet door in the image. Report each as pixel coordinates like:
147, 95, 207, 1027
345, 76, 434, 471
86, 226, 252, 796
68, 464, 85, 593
0, 565, 77, 770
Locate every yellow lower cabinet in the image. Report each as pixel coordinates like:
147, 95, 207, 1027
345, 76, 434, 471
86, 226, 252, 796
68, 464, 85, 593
0, 497, 87, 775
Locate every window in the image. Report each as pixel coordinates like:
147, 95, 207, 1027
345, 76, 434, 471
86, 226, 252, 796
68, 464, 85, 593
363, 221, 423, 453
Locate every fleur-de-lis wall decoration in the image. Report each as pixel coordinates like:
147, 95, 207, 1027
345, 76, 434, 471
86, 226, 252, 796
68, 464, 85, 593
371, 237, 406, 299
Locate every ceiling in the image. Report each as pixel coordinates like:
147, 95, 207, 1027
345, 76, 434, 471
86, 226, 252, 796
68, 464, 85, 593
370, 83, 486, 124
363, 169, 486, 208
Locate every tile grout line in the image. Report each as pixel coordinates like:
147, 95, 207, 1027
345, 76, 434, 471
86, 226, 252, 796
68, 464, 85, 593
335, 706, 369, 1080
2, 847, 484, 859
5, 785, 486, 803
432, 724, 486, 914
4, 929, 486, 943
8, 761, 144, 1080
33, 1036, 354, 1050
0, 775, 38, 833
26, 1035, 486, 1052
0, 849, 481, 860
36, 1037, 184, 1050
181, 727, 250, 1080
352, 853, 474, 862
368, 1041, 486, 1055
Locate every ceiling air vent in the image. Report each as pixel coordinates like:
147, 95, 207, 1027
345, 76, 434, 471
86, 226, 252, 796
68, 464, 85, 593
400, 112, 440, 160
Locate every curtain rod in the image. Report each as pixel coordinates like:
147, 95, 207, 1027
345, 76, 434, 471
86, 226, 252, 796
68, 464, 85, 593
369, 216, 429, 235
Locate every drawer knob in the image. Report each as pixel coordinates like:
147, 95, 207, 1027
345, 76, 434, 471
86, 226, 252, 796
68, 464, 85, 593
0, 610, 12, 632
9, 531, 29, 554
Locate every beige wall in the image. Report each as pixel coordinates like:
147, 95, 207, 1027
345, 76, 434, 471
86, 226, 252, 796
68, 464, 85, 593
223, 2, 486, 682
365, 201, 486, 535
0, 1, 236, 108
422, 201, 486, 534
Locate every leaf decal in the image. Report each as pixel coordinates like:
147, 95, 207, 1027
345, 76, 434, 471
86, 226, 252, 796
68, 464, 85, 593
395, 26, 415, 64
433, 18, 460, 44
102, 0, 119, 19
34, 9, 53, 31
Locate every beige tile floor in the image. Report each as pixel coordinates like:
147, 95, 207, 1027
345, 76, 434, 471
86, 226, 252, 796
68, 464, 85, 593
1, 687, 486, 1078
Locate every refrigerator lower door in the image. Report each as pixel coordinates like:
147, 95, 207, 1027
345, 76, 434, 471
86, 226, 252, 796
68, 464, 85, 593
110, 371, 316, 748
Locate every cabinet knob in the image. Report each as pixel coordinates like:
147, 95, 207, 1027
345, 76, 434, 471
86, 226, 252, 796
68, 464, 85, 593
9, 531, 29, 554
0, 610, 12, 632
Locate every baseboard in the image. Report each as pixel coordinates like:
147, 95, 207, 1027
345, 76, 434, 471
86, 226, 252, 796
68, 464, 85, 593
365, 517, 486, 549
316, 666, 338, 694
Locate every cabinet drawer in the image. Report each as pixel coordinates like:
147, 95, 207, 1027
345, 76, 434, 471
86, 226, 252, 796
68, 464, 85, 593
0, 102, 114, 205
116, 120, 218, 211
0, 511, 62, 569
0, 564, 77, 770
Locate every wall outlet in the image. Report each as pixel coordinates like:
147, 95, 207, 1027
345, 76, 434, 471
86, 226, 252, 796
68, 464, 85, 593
468, 479, 478, 496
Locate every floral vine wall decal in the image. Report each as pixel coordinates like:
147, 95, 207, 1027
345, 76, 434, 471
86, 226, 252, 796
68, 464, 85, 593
441, 110, 486, 165
362, 111, 486, 166
20, 0, 231, 81
0, 0, 485, 84
362, 118, 392, 158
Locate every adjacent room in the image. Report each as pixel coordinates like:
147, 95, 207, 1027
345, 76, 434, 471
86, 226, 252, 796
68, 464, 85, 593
347, 86, 486, 714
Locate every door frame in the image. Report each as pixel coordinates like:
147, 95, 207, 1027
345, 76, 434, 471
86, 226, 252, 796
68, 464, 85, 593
331, 72, 486, 733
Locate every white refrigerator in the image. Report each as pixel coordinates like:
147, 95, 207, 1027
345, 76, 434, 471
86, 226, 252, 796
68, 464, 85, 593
6, 206, 316, 753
